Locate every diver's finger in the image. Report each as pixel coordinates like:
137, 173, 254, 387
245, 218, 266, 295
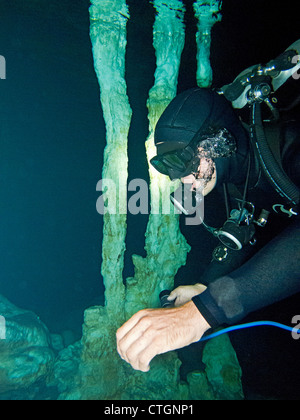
117, 321, 146, 362
135, 343, 160, 372
116, 311, 154, 361
124, 337, 152, 372
167, 290, 178, 301
173, 296, 185, 307
117, 329, 144, 363
117, 309, 148, 342
124, 329, 161, 372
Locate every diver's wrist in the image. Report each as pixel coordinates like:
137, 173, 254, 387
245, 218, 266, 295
194, 283, 207, 294
184, 301, 211, 341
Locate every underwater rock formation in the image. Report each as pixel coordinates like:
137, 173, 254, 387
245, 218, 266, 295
126, 0, 190, 317
194, 0, 222, 87
90, 0, 131, 321
0, 294, 55, 397
56, 1, 191, 399
201, 334, 244, 400
59, 0, 134, 400
52, 0, 244, 400
186, 335, 244, 400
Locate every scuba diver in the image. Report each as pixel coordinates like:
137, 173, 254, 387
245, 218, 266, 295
116, 41, 300, 373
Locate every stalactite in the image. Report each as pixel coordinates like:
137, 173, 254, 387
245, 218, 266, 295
89, 0, 132, 320
193, 0, 222, 87
125, 0, 191, 318
54, 0, 243, 401
74, 0, 132, 400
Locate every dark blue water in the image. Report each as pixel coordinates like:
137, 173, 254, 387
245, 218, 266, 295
0, 0, 299, 400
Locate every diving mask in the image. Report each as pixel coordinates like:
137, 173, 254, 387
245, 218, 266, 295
150, 145, 197, 180
151, 127, 237, 181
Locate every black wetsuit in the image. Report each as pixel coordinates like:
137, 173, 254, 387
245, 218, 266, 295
192, 103, 300, 327
193, 217, 300, 326
155, 87, 300, 327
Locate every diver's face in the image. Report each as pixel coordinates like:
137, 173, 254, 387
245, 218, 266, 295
181, 158, 217, 197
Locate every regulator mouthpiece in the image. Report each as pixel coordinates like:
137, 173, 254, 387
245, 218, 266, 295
170, 184, 204, 226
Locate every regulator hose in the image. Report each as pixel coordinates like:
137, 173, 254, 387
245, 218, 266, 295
251, 102, 300, 207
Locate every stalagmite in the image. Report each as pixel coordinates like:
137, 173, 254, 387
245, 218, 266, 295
53, 0, 243, 401
63, 0, 190, 401
194, 0, 222, 87
72, 0, 132, 400
89, 0, 131, 320
125, 0, 191, 317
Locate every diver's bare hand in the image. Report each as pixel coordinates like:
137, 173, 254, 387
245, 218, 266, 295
116, 301, 210, 372
168, 284, 207, 307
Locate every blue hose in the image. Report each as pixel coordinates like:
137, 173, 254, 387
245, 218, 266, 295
200, 321, 298, 342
